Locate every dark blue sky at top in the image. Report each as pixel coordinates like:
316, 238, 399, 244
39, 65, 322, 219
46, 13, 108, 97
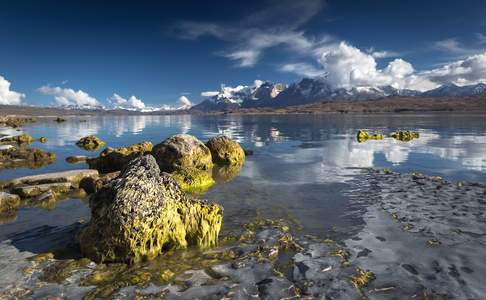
0, 0, 485, 107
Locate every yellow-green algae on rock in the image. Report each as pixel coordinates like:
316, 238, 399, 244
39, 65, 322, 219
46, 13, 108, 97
356, 130, 384, 143
391, 130, 419, 141
171, 167, 215, 194
87, 141, 153, 173
78, 155, 222, 264
212, 163, 243, 182
76, 135, 106, 151
206, 135, 245, 166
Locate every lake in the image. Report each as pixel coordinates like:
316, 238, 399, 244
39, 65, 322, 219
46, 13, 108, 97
1, 113, 486, 242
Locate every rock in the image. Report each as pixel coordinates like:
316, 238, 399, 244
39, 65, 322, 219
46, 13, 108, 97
0, 146, 56, 169
79, 171, 120, 194
356, 130, 383, 143
244, 149, 254, 156
0, 116, 36, 128
0, 133, 34, 145
212, 164, 243, 182
76, 135, 106, 151
11, 182, 73, 198
66, 155, 88, 164
0, 192, 20, 213
78, 155, 223, 263
4, 169, 99, 189
87, 141, 153, 173
38, 137, 48, 143
152, 134, 213, 172
171, 167, 215, 194
206, 135, 245, 165
54, 117, 66, 123
391, 130, 419, 141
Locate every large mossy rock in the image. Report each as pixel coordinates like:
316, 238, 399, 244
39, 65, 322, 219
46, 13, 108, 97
78, 155, 223, 263
152, 134, 213, 172
87, 141, 153, 173
206, 135, 245, 165
76, 135, 105, 151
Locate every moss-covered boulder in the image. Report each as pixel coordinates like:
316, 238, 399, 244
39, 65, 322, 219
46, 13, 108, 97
356, 130, 384, 143
76, 135, 105, 151
171, 167, 215, 194
87, 141, 153, 173
152, 134, 213, 172
0, 192, 20, 213
0, 146, 56, 169
78, 155, 222, 263
206, 135, 245, 166
391, 130, 419, 141
0, 133, 34, 145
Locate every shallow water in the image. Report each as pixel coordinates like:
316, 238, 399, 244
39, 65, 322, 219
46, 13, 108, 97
1, 113, 486, 242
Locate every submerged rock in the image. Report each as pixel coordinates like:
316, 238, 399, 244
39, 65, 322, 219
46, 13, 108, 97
212, 164, 243, 182
87, 141, 153, 173
206, 135, 245, 166
391, 130, 419, 141
0, 192, 20, 213
66, 155, 88, 164
0, 146, 56, 169
152, 134, 213, 172
76, 135, 106, 151
356, 130, 384, 143
0, 133, 34, 145
78, 155, 223, 263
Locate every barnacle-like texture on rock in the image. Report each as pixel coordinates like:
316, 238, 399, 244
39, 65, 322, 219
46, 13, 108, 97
78, 155, 222, 264
76, 135, 106, 151
87, 141, 153, 173
152, 134, 213, 172
206, 135, 245, 166
391, 130, 419, 141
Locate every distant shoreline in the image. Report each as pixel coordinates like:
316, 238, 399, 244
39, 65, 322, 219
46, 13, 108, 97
2, 96, 486, 117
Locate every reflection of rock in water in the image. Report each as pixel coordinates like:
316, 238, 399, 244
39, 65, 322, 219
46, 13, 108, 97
213, 164, 243, 182
0, 211, 18, 225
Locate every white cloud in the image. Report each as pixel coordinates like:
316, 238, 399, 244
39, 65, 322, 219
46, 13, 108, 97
433, 38, 466, 54
38, 85, 100, 107
421, 52, 486, 86
109, 93, 146, 110
178, 95, 192, 108
280, 63, 323, 77
0, 75, 25, 105
201, 91, 220, 97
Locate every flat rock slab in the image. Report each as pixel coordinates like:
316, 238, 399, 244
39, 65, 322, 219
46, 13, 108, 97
5, 169, 99, 188
11, 182, 73, 198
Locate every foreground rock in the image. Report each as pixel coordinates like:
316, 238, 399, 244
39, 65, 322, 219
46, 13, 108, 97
0, 192, 20, 213
206, 135, 245, 165
152, 134, 214, 192
0, 146, 56, 169
87, 141, 153, 173
78, 155, 223, 263
76, 135, 105, 151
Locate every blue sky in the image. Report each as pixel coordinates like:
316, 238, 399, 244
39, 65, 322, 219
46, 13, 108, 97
1, 0, 486, 108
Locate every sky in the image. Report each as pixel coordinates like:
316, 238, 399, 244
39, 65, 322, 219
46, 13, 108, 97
1, 0, 486, 109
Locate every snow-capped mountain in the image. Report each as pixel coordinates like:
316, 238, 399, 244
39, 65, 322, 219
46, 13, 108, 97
422, 83, 486, 97
192, 78, 486, 111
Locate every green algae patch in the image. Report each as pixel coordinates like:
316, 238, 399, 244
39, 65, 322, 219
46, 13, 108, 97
171, 167, 215, 194
76, 135, 106, 151
356, 130, 383, 143
40, 258, 92, 283
79, 155, 222, 264
87, 141, 153, 173
206, 135, 245, 166
390, 130, 419, 141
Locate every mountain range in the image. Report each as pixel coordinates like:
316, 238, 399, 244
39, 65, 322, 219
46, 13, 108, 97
191, 79, 486, 112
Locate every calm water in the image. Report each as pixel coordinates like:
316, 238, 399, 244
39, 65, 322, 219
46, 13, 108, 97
1, 114, 486, 242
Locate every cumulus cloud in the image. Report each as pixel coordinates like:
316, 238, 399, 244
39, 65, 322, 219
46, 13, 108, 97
178, 95, 192, 108
38, 85, 100, 107
201, 91, 220, 97
109, 93, 146, 110
0, 75, 25, 105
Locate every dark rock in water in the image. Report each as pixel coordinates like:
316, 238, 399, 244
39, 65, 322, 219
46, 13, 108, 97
0, 116, 36, 128
66, 155, 88, 164
79, 171, 120, 194
0, 146, 56, 169
390, 130, 419, 141
0, 192, 20, 213
76, 135, 105, 151
87, 141, 153, 173
78, 155, 223, 263
152, 134, 213, 172
54, 117, 66, 123
206, 135, 245, 166
0, 133, 34, 145
243, 149, 254, 156
38, 137, 48, 143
